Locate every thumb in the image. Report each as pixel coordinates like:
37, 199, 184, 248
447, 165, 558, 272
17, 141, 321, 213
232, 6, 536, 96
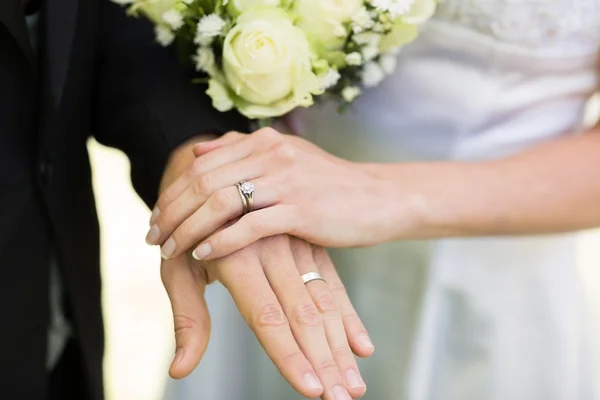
160, 255, 211, 379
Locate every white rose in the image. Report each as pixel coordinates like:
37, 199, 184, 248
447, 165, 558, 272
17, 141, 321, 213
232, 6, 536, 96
218, 8, 322, 119
293, 0, 363, 58
227, 0, 281, 16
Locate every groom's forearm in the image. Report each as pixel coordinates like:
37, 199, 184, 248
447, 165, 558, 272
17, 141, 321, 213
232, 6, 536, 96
361, 127, 600, 239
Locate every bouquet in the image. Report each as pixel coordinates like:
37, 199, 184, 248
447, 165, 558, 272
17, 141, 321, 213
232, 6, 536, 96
115, 0, 436, 122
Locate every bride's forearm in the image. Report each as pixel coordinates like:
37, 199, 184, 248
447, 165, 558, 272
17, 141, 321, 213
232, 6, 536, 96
365, 127, 600, 239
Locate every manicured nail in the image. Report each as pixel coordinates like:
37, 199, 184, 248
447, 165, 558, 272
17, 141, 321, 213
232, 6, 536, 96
149, 207, 160, 225
358, 333, 374, 349
161, 238, 176, 259
145, 224, 161, 245
345, 369, 365, 388
192, 243, 212, 260
171, 348, 184, 367
332, 385, 352, 400
303, 373, 323, 390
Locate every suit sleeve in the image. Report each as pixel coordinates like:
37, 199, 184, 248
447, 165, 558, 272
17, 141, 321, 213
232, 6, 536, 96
92, 0, 248, 208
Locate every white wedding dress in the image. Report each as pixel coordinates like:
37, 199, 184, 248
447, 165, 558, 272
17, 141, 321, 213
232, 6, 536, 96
164, 1, 600, 399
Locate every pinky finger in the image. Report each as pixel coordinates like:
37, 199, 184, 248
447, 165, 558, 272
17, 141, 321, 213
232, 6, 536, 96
192, 206, 297, 260
192, 131, 245, 157
313, 247, 375, 358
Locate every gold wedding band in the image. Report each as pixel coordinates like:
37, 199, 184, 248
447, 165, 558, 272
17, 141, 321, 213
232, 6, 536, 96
236, 181, 255, 215
301, 271, 326, 285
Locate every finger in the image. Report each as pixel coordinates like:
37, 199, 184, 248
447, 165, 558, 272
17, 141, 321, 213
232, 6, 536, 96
186, 127, 282, 182
261, 236, 351, 400
147, 152, 277, 247
214, 248, 324, 398
291, 239, 366, 398
160, 255, 211, 379
313, 247, 375, 358
192, 131, 245, 156
158, 179, 280, 259
151, 131, 248, 226
193, 205, 297, 260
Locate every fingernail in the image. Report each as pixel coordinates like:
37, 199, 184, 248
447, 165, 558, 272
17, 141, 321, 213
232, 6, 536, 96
161, 238, 177, 259
332, 385, 352, 400
149, 207, 160, 225
345, 369, 365, 388
145, 224, 161, 245
303, 373, 323, 390
172, 348, 184, 367
358, 333, 374, 349
192, 243, 211, 260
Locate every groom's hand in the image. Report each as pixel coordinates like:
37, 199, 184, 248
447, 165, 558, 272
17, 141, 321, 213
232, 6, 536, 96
157, 138, 373, 399
163, 236, 372, 400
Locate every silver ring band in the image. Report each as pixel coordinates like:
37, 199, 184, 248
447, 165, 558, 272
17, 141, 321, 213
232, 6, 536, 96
236, 183, 249, 214
237, 182, 255, 214
301, 271, 326, 285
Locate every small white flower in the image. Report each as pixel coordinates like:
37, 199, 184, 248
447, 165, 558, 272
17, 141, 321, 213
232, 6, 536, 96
345, 52, 362, 66
183, 0, 194, 3
154, 25, 175, 47
362, 61, 385, 87
195, 14, 226, 45
193, 47, 216, 73
318, 69, 341, 90
342, 86, 361, 102
369, 0, 392, 10
207, 79, 234, 112
379, 53, 398, 74
373, 22, 386, 32
389, 0, 415, 16
333, 24, 347, 38
351, 7, 375, 33
362, 46, 379, 61
353, 31, 381, 47
162, 9, 184, 30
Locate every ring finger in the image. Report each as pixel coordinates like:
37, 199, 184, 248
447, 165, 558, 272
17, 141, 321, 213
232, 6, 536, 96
158, 178, 280, 259
261, 236, 351, 400
147, 151, 276, 247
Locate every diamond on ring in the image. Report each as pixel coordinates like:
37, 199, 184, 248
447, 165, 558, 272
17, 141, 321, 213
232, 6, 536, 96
240, 181, 254, 195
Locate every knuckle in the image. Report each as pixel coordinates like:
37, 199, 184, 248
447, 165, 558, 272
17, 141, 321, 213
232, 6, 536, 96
254, 303, 288, 329
193, 174, 213, 197
272, 143, 297, 162
329, 280, 348, 296
280, 350, 306, 370
210, 189, 234, 214
331, 345, 352, 360
255, 127, 280, 143
314, 292, 338, 314
292, 301, 321, 327
190, 157, 205, 176
175, 219, 196, 242
172, 314, 196, 340
315, 358, 339, 375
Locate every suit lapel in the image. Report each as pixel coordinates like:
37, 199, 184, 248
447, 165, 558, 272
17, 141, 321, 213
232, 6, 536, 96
45, 0, 79, 106
0, 0, 36, 69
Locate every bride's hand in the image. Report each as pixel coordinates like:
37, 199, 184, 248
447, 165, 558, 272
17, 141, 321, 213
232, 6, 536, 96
146, 128, 398, 260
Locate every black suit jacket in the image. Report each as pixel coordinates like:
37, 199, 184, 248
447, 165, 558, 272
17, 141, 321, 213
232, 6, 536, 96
0, 1, 246, 398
